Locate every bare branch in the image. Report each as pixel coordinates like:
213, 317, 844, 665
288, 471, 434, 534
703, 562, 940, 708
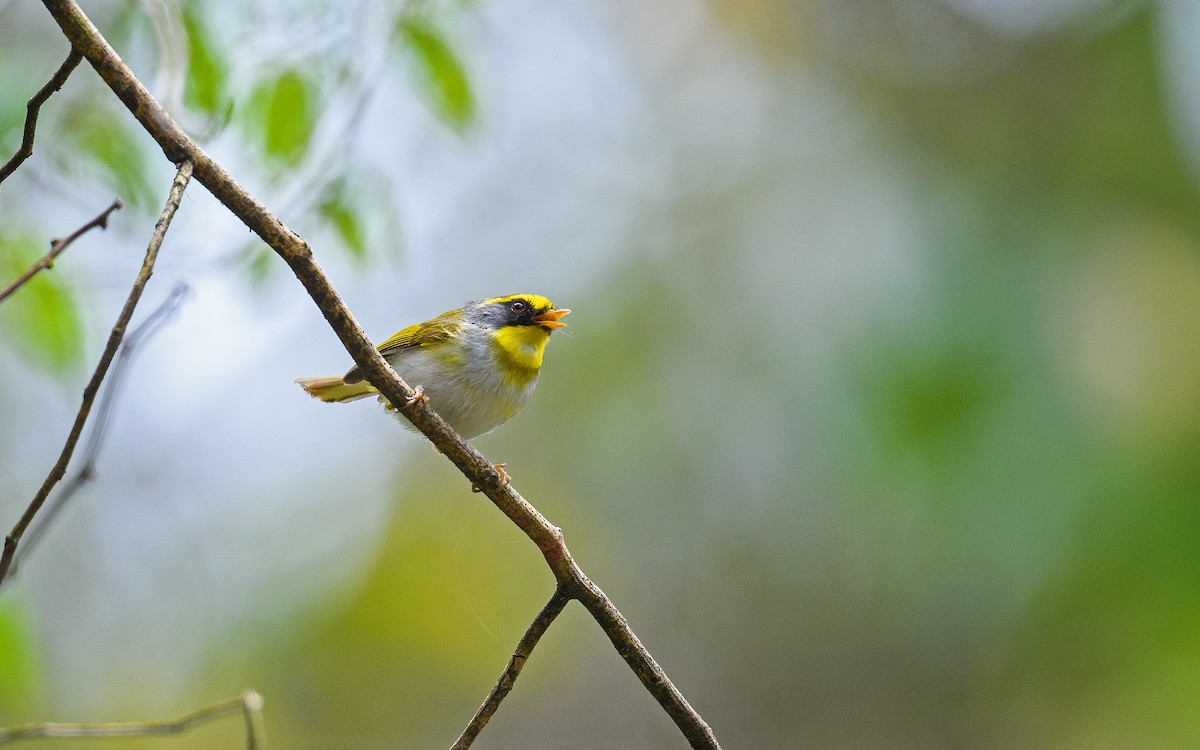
451, 587, 572, 750
0, 162, 192, 587
0, 198, 122, 304
9, 281, 190, 576
36, 2, 722, 747
570, 573, 719, 745
0, 48, 83, 184
0, 690, 266, 746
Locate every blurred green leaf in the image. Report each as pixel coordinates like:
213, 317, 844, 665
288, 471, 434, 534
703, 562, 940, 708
0, 233, 85, 374
0, 594, 40, 714
242, 241, 276, 287
248, 69, 317, 166
105, 0, 149, 53
869, 342, 997, 448
61, 100, 154, 210
394, 13, 476, 131
182, 3, 233, 127
0, 81, 22, 148
318, 181, 368, 262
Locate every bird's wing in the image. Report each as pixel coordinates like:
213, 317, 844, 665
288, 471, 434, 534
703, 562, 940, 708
342, 310, 461, 384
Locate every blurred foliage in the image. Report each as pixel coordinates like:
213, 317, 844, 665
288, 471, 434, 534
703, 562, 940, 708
852, 10, 1199, 230
394, 11, 477, 131
0, 98, 22, 150
246, 69, 318, 168
181, 2, 233, 129
58, 99, 156, 211
318, 179, 368, 263
241, 241, 277, 288
0, 233, 85, 374
0, 595, 39, 717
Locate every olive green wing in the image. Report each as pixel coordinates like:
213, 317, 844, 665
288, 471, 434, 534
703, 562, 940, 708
376, 311, 461, 353
342, 309, 462, 384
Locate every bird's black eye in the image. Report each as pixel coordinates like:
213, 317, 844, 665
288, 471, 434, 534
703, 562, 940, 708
510, 300, 527, 314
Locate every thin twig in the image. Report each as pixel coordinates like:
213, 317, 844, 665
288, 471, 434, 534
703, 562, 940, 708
0, 48, 83, 184
0, 198, 123, 304
10, 281, 190, 575
0, 690, 266, 746
37, 2, 722, 746
451, 587, 572, 750
0, 162, 193, 587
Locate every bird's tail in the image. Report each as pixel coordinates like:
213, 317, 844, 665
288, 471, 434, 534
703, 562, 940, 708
295, 375, 377, 403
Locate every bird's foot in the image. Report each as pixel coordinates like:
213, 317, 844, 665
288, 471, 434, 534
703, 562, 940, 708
404, 385, 428, 408
472, 464, 510, 493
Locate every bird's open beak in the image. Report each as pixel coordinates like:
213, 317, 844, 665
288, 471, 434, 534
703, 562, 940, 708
533, 308, 571, 330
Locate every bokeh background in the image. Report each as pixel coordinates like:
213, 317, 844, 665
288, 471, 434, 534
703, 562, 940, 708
3, 0, 1200, 747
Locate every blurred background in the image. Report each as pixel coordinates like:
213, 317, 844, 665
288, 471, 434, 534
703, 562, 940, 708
2, 0, 1200, 747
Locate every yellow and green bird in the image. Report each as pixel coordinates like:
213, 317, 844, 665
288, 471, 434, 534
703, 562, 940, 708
296, 293, 570, 439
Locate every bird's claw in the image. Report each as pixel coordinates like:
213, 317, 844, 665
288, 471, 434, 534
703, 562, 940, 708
472, 464, 510, 493
404, 385, 428, 408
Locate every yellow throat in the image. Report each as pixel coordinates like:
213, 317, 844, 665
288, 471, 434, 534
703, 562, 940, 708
491, 324, 551, 385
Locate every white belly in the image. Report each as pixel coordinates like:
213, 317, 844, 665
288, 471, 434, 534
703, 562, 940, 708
382, 345, 537, 439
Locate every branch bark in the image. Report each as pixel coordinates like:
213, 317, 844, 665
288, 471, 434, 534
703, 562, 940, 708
0, 48, 83, 184
0, 690, 266, 747
0, 162, 191, 586
0, 198, 122, 304
33, 2, 722, 747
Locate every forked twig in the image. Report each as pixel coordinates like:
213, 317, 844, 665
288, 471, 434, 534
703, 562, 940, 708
0, 162, 193, 587
451, 586, 572, 749
0, 690, 266, 747
0, 48, 83, 184
0, 198, 123, 304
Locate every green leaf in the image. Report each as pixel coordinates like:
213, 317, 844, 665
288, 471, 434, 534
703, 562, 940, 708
395, 14, 476, 131
0, 78, 23, 148
0, 233, 85, 374
318, 181, 368, 262
0, 595, 40, 714
61, 101, 154, 210
248, 69, 317, 166
241, 241, 276, 287
181, 3, 233, 125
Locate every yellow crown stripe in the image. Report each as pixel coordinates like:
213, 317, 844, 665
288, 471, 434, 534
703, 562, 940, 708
479, 293, 556, 310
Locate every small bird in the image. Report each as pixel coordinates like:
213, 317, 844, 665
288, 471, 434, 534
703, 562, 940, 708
295, 293, 570, 440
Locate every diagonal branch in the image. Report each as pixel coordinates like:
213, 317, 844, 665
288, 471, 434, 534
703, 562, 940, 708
0, 198, 122, 304
451, 586, 572, 750
0, 162, 192, 587
0, 690, 266, 746
37, 2, 722, 747
0, 48, 84, 184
